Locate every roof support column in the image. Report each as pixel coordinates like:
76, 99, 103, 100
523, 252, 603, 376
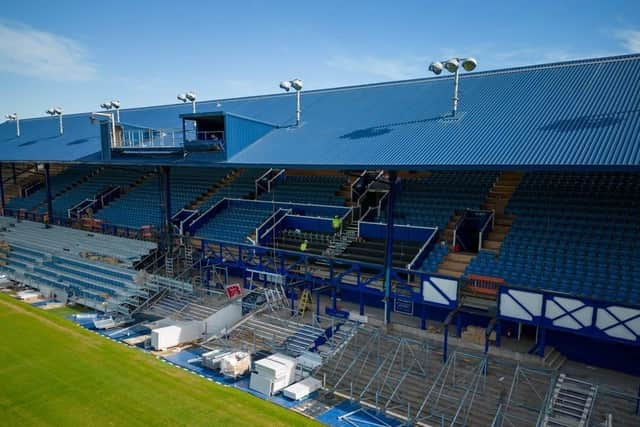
11, 163, 17, 184
383, 170, 397, 325
158, 166, 172, 254
44, 163, 53, 227
0, 165, 5, 215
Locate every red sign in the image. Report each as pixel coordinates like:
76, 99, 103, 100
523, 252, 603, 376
225, 283, 242, 300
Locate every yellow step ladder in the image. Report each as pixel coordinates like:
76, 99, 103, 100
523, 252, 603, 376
298, 289, 312, 317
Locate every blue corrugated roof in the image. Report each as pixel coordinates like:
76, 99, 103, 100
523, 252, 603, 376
2, 54, 640, 170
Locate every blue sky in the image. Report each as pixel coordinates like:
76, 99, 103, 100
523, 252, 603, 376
1, 0, 639, 118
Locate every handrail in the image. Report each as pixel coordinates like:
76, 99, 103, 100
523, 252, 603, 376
350, 170, 368, 202
67, 198, 95, 219
257, 208, 291, 243
452, 210, 467, 247
188, 198, 226, 233
377, 190, 389, 216
267, 168, 286, 192
478, 209, 496, 252
355, 170, 385, 207
407, 226, 439, 271
255, 168, 273, 196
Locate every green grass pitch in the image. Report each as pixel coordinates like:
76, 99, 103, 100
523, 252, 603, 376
0, 293, 319, 426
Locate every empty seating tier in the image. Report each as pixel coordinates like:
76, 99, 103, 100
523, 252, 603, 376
195, 205, 274, 243
340, 238, 421, 268
6, 165, 95, 213
258, 174, 348, 206
382, 171, 498, 229
95, 167, 232, 229
466, 172, 640, 305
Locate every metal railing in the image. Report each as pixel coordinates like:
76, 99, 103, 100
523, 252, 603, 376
407, 226, 438, 271
184, 130, 225, 143
119, 126, 184, 148
478, 209, 496, 251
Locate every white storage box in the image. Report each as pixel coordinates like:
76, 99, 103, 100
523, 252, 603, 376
283, 377, 322, 400
250, 373, 273, 396
220, 352, 251, 378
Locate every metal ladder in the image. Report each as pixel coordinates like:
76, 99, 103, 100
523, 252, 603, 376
543, 374, 597, 427
165, 255, 174, 277
298, 288, 312, 317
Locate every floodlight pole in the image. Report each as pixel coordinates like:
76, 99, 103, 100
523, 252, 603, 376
115, 108, 120, 123
0, 166, 5, 215
296, 89, 301, 127
452, 68, 460, 116
383, 170, 398, 325
58, 114, 63, 135
191, 100, 196, 114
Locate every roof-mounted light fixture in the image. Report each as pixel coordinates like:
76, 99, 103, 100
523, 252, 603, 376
46, 107, 64, 135
100, 100, 121, 122
177, 91, 197, 114
5, 113, 19, 137
279, 78, 303, 126
428, 57, 477, 116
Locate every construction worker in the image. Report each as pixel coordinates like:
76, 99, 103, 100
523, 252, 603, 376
300, 239, 308, 252
332, 215, 342, 235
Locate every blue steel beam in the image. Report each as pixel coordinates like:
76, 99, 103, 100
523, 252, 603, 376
44, 163, 53, 227
383, 171, 397, 325
0, 166, 5, 214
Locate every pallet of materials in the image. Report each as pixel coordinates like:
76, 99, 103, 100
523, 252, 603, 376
250, 353, 297, 396
283, 377, 322, 400
219, 352, 251, 378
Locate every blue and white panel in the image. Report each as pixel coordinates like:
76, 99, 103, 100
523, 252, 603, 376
422, 276, 457, 308
499, 289, 543, 324
544, 296, 593, 331
595, 305, 640, 343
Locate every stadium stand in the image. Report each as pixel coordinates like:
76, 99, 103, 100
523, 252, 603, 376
194, 204, 274, 243
196, 168, 266, 211
6, 165, 95, 213
95, 167, 232, 229
381, 172, 499, 229
258, 173, 349, 205
40, 167, 149, 219
465, 172, 640, 305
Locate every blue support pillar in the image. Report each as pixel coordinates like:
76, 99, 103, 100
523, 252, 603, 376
359, 289, 365, 316
11, 163, 17, 184
443, 326, 449, 363
383, 170, 397, 325
0, 166, 5, 215
496, 321, 502, 347
536, 326, 546, 357
316, 288, 321, 321
44, 163, 53, 228
456, 313, 463, 338
158, 166, 172, 252
635, 384, 640, 415
421, 304, 427, 330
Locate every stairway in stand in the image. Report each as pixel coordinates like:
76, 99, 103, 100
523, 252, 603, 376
543, 374, 597, 427
481, 171, 524, 253
188, 169, 242, 210
436, 251, 475, 278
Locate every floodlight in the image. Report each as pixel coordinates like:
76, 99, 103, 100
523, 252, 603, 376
444, 58, 459, 73
185, 92, 196, 102
177, 94, 187, 102
462, 57, 477, 72
428, 61, 443, 75
428, 56, 478, 116
46, 108, 55, 115
279, 80, 292, 91
5, 113, 17, 120
291, 79, 303, 91
110, 100, 121, 109
5, 113, 19, 136
279, 78, 304, 126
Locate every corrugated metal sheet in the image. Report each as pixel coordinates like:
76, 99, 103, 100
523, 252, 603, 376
1, 54, 639, 170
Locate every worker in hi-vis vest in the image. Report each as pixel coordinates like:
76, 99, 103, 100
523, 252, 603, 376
332, 215, 342, 235
300, 239, 308, 252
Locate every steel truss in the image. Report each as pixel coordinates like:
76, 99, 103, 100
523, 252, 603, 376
491, 365, 555, 427
320, 328, 555, 427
